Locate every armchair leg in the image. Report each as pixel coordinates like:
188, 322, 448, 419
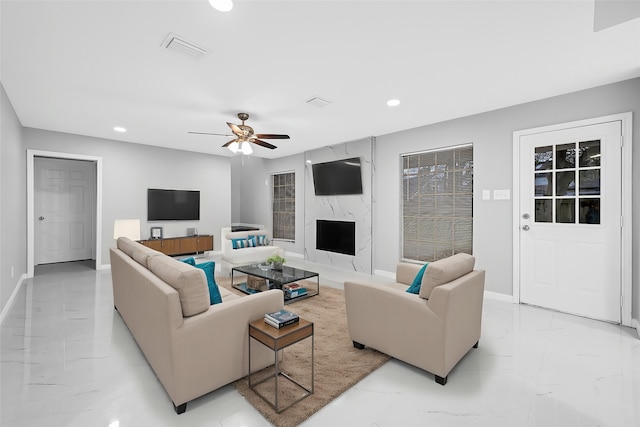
352, 341, 365, 350
473, 340, 479, 349
174, 402, 187, 414
435, 375, 448, 386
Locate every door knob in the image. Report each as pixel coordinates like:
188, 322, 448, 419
522, 225, 530, 231
39, 216, 45, 221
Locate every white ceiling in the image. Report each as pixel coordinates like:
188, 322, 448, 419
2, 0, 639, 159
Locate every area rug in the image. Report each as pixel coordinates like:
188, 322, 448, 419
216, 276, 390, 427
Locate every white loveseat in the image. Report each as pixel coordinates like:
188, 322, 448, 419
220, 227, 284, 266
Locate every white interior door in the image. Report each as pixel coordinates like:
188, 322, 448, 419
518, 121, 622, 323
34, 157, 96, 265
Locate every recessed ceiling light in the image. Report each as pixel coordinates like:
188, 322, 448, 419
113, 126, 127, 133
209, 0, 233, 12
387, 99, 400, 107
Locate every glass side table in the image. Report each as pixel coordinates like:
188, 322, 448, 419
248, 317, 314, 413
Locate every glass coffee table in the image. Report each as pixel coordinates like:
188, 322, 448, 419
232, 264, 319, 304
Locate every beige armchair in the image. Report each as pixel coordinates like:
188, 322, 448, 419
344, 253, 485, 385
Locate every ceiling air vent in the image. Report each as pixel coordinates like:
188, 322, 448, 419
306, 96, 332, 108
162, 33, 207, 58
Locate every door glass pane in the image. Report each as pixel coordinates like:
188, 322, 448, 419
579, 140, 601, 167
535, 172, 552, 196
579, 198, 600, 224
535, 146, 553, 170
556, 199, 575, 223
535, 199, 552, 222
579, 169, 600, 195
556, 143, 577, 169
556, 171, 575, 196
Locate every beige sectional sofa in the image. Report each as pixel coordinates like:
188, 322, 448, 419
220, 226, 284, 266
344, 253, 485, 385
110, 237, 283, 414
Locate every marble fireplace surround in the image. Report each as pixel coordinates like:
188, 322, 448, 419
304, 137, 374, 274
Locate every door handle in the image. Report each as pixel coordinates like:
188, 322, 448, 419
39, 216, 45, 221
522, 225, 530, 231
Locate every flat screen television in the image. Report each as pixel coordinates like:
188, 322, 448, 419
316, 220, 356, 256
147, 188, 200, 221
312, 157, 363, 196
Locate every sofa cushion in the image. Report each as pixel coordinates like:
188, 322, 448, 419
148, 256, 210, 317
195, 261, 222, 305
117, 237, 138, 258
131, 245, 162, 268
419, 253, 475, 299
406, 263, 428, 294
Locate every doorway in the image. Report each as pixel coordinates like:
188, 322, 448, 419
34, 157, 96, 265
27, 150, 104, 278
512, 113, 632, 326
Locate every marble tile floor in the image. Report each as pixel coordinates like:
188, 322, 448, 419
1, 259, 639, 427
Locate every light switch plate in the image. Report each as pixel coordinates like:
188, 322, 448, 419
482, 190, 491, 200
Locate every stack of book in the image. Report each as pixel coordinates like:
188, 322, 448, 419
283, 283, 307, 299
264, 309, 299, 329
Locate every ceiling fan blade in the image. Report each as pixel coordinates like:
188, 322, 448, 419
227, 122, 243, 136
221, 138, 238, 148
252, 139, 277, 149
188, 131, 234, 136
255, 134, 290, 139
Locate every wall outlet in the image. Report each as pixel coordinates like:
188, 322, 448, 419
482, 190, 491, 200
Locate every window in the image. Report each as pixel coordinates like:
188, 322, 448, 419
401, 145, 473, 262
533, 140, 601, 224
272, 171, 295, 241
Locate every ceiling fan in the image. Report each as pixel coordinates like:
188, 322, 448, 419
188, 112, 290, 154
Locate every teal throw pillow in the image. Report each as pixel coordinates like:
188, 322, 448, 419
250, 234, 268, 246
194, 261, 222, 304
406, 263, 428, 294
231, 238, 247, 249
247, 236, 257, 247
180, 257, 196, 266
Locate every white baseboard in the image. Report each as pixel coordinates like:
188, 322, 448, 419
0, 274, 27, 325
373, 269, 395, 279
284, 251, 304, 259
484, 290, 514, 303
632, 318, 640, 339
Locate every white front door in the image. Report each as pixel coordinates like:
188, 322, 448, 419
518, 120, 622, 323
34, 157, 95, 265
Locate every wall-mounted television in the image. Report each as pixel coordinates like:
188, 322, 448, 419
312, 157, 363, 196
316, 219, 356, 256
147, 188, 200, 221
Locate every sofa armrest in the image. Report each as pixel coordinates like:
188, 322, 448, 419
396, 262, 422, 285
344, 281, 443, 357
170, 290, 284, 404
427, 270, 485, 373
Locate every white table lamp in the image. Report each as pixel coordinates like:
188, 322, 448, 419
113, 219, 141, 241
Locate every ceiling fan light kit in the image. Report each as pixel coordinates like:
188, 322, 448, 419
189, 112, 290, 155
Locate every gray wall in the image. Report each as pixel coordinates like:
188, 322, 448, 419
231, 153, 306, 255
0, 83, 27, 313
22, 128, 232, 269
232, 78, 639, 322
375, 78, 640, 319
